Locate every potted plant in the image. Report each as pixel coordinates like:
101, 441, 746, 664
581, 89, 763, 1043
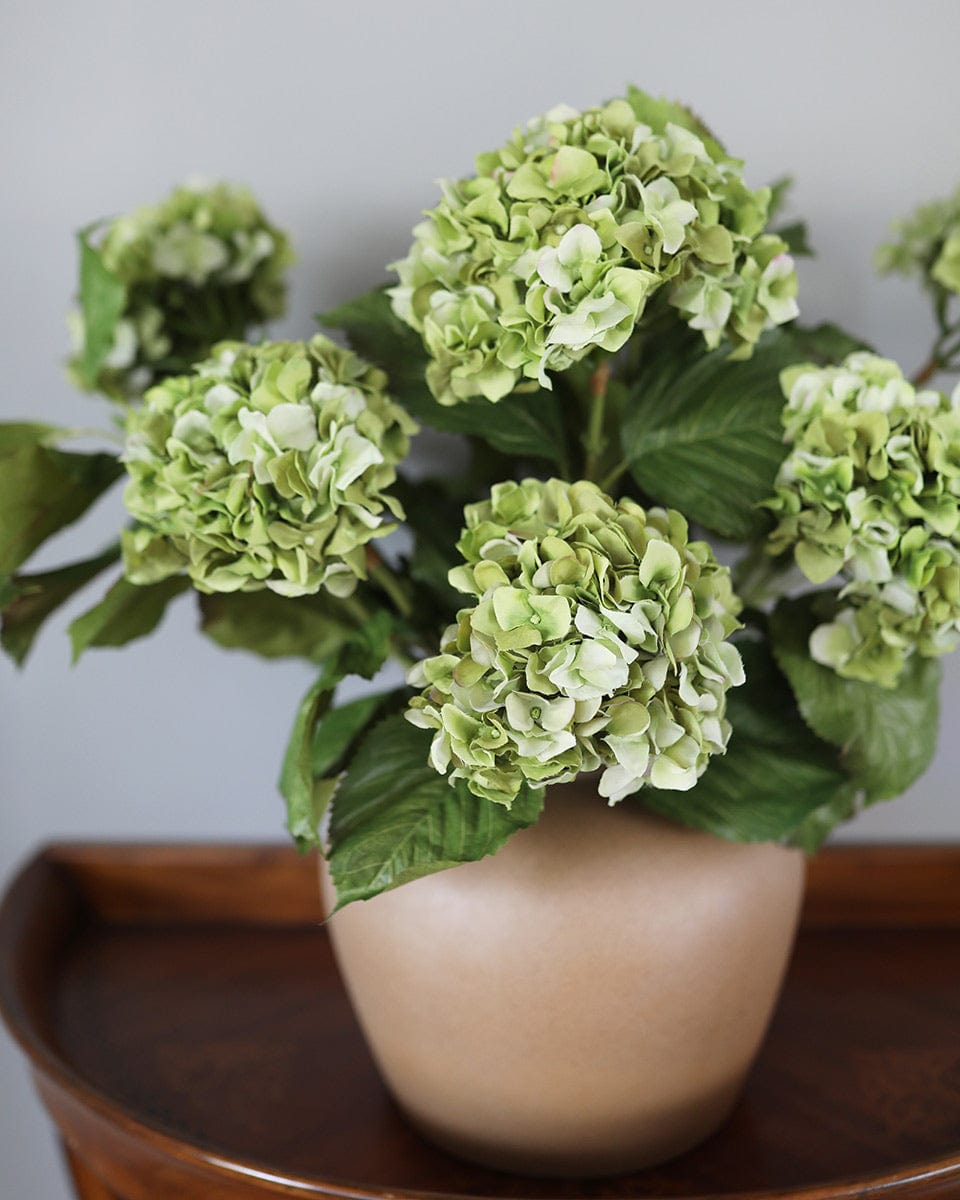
2, 89, 957, 1177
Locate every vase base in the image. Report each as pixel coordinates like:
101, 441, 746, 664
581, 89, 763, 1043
398, 1080, 743, 1179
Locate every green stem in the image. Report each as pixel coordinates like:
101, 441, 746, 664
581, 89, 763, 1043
582, 361, 610, 482
54, 425, 126, 448
369, 557, 414, 619
599, 458, 630, 495
341, 593, 373, 626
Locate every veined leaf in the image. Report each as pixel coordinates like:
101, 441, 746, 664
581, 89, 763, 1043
321, 287, 569, 469
68, 574, 189, 661
640, 639, 847, 843
0, 428, 123, 574
1, 544, 120, 666
623, 323, 866, 541
327, 714, 544, 909
279, 614, 406, 850
769, 594, 941, 804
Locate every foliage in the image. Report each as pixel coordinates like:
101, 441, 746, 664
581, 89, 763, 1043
4, 97, 958, 907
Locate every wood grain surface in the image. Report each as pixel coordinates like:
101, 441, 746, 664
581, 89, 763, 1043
2, 842, 960, 1199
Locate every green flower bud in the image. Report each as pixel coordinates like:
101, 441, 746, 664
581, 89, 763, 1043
765, 353, 960, 685
390, 91, 798, 405
121, 335, 417, 597
68, 181, 293, 400
407, 479, 744, 806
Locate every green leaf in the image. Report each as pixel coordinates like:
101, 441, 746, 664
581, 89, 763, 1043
769, 594, 941, 804
330, 607, 399, 680
198, 589, 358, 663
623, 329, 800, 540
774, 221, 814, 257
786, 321, 870, 363
68, 574, 189, 661
312, 691, 404, 779
279, 613, 406, 851
327, 714, 545, 908
321, 287, 569, 469
0, 423, 58, 452
788, 784, 860, 854
392, 477, 464, 615
766, 176, 793, 222
280, 673, 338, 850
0, 434, 123, 573
1, 544, 120, 666
76, 229, 127, 388
640, 639, 847, 843
622, 322, 870, 542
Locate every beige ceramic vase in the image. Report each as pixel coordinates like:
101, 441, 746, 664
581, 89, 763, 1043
320, 782, 805, 1178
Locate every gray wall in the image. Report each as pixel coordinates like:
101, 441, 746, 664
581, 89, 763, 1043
2, 1, 959, 1193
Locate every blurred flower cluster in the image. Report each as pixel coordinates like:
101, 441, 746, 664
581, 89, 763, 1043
69, 182, 293, 399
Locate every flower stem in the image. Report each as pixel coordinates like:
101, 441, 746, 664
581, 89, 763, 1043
582, 361, 611, 482
367, 550, 414, 619
599, 458, 630, 495
912, 355, 941, 387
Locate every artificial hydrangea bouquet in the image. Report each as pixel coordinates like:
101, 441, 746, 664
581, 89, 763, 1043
3, 92, 958, 907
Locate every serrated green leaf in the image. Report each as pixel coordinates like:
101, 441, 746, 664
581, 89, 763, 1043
321, 287, 569, 469
1, 544, 120, 666
68, 574, 189, 661
327, 714, 544, 908
769, 594, 941, 804
640, 639, 847, 843
331, 607, 398, 680
77, 230, 127, 388
0, 442, 123, 574
622, 322, 870, 542
623, 329, 800, 540
312, 691, 403, 779
279, 617, 406, 852
198, 589, 357, 663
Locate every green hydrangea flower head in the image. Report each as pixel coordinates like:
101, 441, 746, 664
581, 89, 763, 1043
121, 335, 417, 597
876, 184, 960, 295
390, 88, 798, 406
765, 352, 960, 686
68, 181, 293, 400
406, 478, 745, 806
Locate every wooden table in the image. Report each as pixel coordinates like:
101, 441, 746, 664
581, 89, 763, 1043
2, 842, 960, 1199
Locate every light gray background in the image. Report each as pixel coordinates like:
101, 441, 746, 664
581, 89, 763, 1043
2, 0, 959, 1194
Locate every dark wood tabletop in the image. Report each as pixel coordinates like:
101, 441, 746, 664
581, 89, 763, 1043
2, 842, 960, 1200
